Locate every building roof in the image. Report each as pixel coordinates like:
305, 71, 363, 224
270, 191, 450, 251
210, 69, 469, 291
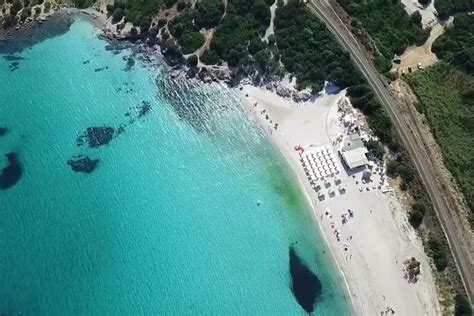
341, 147, 369, 169
342, 133, 365, 151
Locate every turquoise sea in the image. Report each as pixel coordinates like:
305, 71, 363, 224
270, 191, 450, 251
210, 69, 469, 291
0, 19, 351, 315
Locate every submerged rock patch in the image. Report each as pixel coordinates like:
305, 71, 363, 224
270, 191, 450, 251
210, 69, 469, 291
9, 61, 20, 72
137, 101, 152, 118
0, 128, 8, 136
289, 246, 322, 313
3, 54, 25, 61
94, 66, 109, 72
0, 152, 23, 190
76, 126, 116, 148
123, 55, 135, 72
67, 155, 99, 174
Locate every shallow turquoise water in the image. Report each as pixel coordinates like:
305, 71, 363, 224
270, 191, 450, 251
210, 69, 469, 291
0, 20, 351, 315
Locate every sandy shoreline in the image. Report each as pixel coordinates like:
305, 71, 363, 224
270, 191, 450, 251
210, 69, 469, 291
237, 84, 441, 315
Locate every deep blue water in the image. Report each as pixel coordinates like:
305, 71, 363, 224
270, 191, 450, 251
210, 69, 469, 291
0, 20, 351, 315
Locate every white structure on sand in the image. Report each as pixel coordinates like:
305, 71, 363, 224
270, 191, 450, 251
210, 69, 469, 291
339, 133, 369, 170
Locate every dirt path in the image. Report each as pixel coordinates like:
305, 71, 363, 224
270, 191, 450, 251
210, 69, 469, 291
396, 23, 445, 75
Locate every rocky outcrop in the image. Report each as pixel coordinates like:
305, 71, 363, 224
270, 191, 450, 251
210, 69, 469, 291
76, 126, 116, 148
67, 156, 99, 174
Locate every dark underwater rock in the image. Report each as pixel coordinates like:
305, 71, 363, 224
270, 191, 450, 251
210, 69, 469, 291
0, 152, 23, 190
137, 101, 152, 118
67, 156, 99, 174
9, 61, 20, 72
289, 246, 322, 313
76, 126, 116, 148
2, 54, 25, 61
123, 56, 135, 71
94, 66, 109, 72
0, 128, 7, 136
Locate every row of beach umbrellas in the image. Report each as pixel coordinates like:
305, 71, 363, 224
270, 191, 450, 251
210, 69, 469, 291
300, 147, 339, 180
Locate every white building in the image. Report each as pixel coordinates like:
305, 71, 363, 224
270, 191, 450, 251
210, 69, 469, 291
339, 134, 369, 170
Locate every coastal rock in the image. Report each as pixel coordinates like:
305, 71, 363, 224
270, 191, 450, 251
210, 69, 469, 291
0, 152, 23, 190
67, 156, 99, 174
292, 90, 312, 103
186, 67, 199, 79
276, 85, 292, 99
76, 126, 116, 148
289, 246, 322, 313
0, 10, 74, 54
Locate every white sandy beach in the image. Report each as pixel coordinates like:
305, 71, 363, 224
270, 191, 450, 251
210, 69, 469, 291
238, 84, 441, 315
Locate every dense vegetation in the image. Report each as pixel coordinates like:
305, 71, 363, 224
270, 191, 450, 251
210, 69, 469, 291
274, 0, 358, 91
408, 64, 474, 228
434, 0, 474, 19
204, 0, 272, 67
102, 0, 165, 27
336, 0, 429, 71
169, 9, 206, 54
432, 15, 474, 74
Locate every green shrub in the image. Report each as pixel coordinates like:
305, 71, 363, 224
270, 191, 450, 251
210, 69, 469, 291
187, 54, 198, 67
454, 293, 473, 316
10, 0, 23, 15
111, 8, 124, 24
409, 202, 427, 228
179, 31, 205, 54
365, 139, 385, 159
177, 1, 186, 11
200, 49, 220, 65
427, 237, 448, 272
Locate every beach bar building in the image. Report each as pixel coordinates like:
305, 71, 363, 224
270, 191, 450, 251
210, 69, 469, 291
339, 133, 369, 170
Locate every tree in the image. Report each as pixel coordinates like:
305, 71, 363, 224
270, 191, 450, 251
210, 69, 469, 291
454, 294, 473, 316
10, 0, 23, 15
187, 54, 198, 67
418, 0, 431, 6
177, 1, 186, 12
111, 8, 124, 24
410, 11, 422, 26
427, 237, 448, 272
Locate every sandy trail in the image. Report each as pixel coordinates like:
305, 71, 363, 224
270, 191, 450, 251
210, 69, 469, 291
396, 23, 445, 74
238, 85, 441, 315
